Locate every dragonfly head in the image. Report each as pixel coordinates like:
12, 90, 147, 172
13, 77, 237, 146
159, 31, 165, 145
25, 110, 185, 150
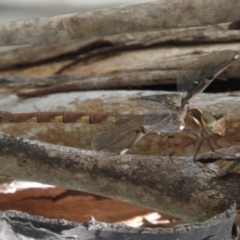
201, 111, 226, 137
185, 107, 226, 137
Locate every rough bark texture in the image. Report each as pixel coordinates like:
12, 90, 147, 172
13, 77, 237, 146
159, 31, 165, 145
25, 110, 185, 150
1, 129, 240, 223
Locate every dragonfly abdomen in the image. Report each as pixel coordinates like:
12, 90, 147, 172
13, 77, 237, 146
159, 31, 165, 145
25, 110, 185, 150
0, 111, 119, 124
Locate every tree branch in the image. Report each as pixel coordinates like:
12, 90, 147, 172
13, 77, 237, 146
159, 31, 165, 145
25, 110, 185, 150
0, 26, 239, 97
0, 131, 240, 222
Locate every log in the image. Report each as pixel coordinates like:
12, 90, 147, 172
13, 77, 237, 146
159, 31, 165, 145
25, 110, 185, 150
1, 125, 240, 222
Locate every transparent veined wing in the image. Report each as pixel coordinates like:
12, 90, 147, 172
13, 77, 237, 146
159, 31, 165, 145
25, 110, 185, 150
178, 50, 239, 105
143, 113, 184, 134
129, 93, 181, 113
92, 113, 170, 153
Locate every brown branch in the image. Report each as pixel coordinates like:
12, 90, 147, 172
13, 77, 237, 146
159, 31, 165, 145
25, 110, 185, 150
0, 130, 239, 223
0, 0, 239, 46
0, 28, 239, 97
0, 25, 240, 71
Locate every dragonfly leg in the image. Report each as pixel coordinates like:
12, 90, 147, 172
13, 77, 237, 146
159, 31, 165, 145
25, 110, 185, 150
206, 138, 215, 152
168, 154, 183, 179
169, 137, 195, 158
162, 135, 171, 156
168, 138, 194, 179
192, 137, 219, 174
193, 137, 206, 162
120, 131, 146, 155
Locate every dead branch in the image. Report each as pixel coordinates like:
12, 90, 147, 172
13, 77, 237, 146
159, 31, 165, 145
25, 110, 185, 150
0, 26, 239, 97
0, 129, 240, 223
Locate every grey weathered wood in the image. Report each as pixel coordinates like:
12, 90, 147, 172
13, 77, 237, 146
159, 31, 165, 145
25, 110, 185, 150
0, 28, 239, 97
0, 129, 240, 223
0, 0, 240, 45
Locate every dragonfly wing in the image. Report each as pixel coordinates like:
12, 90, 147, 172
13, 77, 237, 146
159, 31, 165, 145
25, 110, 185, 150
130, 94, 181, 113
92, 115, 145, 153
143, 114, 183, 134
92, 113, 172, 153
178, 50, 239, 98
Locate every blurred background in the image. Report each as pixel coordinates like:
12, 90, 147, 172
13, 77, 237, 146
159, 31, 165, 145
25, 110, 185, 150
0, 0, 149, 23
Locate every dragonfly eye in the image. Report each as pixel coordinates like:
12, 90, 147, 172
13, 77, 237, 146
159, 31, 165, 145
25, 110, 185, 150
200, 111, 226, 136
201, 111, 215, 125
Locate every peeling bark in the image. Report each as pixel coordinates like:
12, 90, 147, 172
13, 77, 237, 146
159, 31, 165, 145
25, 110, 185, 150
0, 207, 238, 240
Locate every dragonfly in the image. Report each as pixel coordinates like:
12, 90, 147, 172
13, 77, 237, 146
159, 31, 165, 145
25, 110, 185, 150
0, 50, 239, 160
93, 50, 239, 157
